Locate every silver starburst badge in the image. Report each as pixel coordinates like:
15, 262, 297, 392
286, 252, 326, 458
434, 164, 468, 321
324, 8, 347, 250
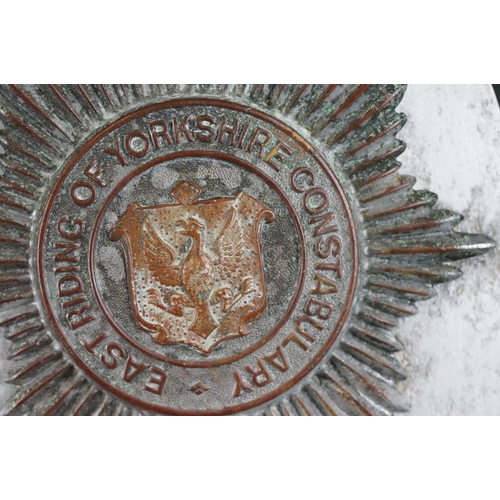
0, 84, 495, 415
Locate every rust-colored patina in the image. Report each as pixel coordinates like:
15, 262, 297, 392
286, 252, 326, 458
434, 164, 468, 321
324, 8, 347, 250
110, 180, 275, 354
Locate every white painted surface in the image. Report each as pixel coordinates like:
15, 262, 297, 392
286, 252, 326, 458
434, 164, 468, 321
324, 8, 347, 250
0, 84, 498, 415
397, 84, 500, 415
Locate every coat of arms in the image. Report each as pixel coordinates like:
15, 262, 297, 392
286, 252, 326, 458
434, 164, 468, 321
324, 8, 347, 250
110, 180, 275, 354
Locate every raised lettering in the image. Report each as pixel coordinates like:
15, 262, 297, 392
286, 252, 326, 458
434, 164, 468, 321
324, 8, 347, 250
232, 370, 253, 398
236, 123, 250, 148
82, 331, 107, 354
245, 359, 272, 387
296, 316, 323, 341
246, 127, 272, 158
101, 342, 126, 369
172, 115, 194, 143
282, 332, 310, 351
305, 298, 333, 321
264, 140, 293, 171
57, 274, 83, 297
304, 188, 329, 214
57, 217, 85, 240
149, 119, 174, 148
54, 266, 80, 274
316, 258, 342, 279
310, 212, 338, 237
194, 114, 216, 143
54, 242, 80, 263
125, 130, 151, 158
144, 367, 168, 396
70, 181, 96, 207
263, 346, 290, 372
312, 273, 338, 295
123, 356, 147, 383
84, 159, 105, 188
103, 140, 127, 166
315, 234, 342, 258
217, 116, 239, 146
291, 167, 315, 193
61, 296, 87, 309
66, 303, 95, 330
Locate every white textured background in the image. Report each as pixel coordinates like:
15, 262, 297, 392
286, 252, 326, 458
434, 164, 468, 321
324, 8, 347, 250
397, 84, 500, 415
0, 84, 499, 415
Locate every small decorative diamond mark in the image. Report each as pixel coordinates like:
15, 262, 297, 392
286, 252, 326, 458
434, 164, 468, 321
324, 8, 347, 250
172, 181, 203, 205
189, 382, 210, 396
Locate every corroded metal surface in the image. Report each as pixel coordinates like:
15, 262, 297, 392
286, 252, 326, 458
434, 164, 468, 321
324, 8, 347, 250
0, 84, 495, 416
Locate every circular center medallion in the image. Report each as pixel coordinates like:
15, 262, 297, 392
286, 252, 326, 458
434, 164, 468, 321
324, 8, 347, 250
38, 99, 358, 415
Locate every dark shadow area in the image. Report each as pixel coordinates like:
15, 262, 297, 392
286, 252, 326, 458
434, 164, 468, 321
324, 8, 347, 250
493, 84, 500, 106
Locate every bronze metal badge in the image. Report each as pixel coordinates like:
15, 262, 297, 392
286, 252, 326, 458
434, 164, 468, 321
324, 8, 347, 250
0, 85, 495, 415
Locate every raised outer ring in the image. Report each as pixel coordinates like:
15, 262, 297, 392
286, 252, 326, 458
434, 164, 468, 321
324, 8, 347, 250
38, 98, 359, 415
89, 150, 307, 368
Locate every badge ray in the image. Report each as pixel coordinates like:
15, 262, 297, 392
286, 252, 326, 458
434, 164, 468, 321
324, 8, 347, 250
330, 352, 409, 414
41, 375, 86, 416
359, 304, 401, 329
369, 260, 464, 284
47, 84, 88, 128
7, 329, 52, 359
305, 384, 343, 416
364, 291, 419, 318
75, 84, 102, 118
3, 359, 70, 416
293, 393, 324, 416
350, 321, 405, 353
72, 388, 106, 416
5, 85, 73, 142
94, 395, 120, 417
263, 404, 282, 417
341, 337, 408, 382
6, 343, 62, 385
278, 399, 298, 416
0, 84, 495, 415
311, 372, 375, 416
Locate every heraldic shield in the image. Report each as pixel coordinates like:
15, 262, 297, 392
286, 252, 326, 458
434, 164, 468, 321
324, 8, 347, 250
110, 180, 276, 354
